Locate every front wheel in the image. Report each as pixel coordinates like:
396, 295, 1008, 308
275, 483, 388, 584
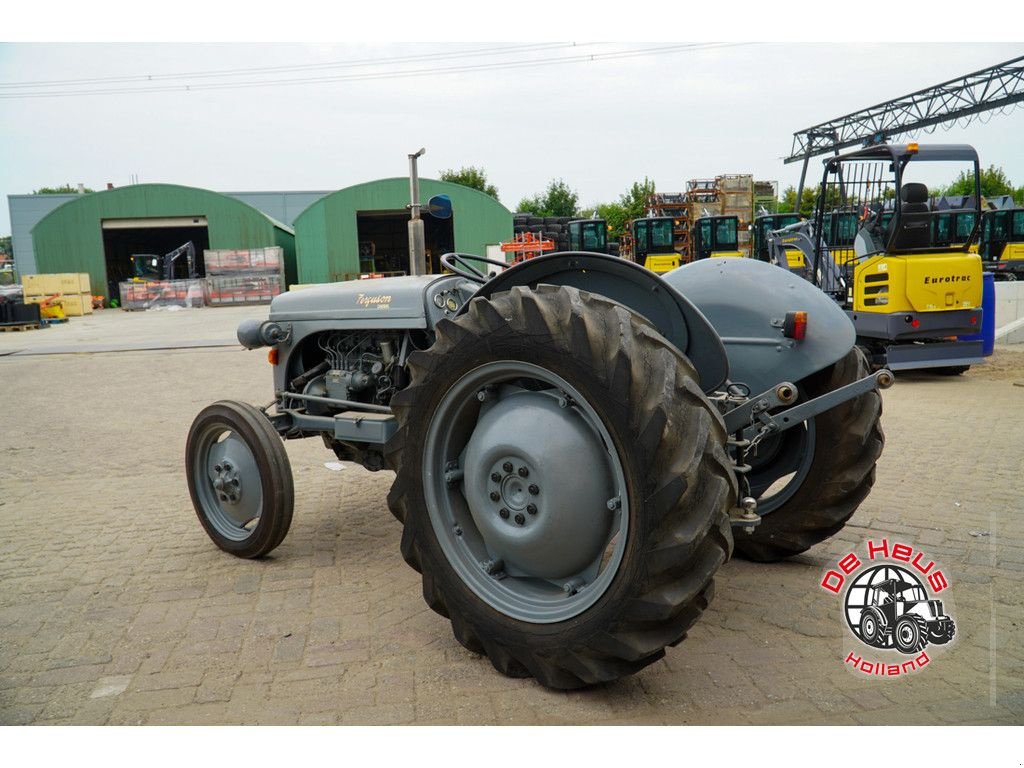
894, 615, 929, 654
386, 285, 736, 689
186, 400, 294, 558
735, 347, 885, 562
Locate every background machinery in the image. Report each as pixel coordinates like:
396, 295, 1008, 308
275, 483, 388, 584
768, 143, 985, 373
567, 218, 609, 254
979, 207, 1024, 279
130, 241, 198, 282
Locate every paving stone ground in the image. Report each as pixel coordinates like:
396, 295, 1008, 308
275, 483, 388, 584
1, 308, 1022, 725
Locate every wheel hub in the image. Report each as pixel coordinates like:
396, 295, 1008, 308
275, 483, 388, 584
462, 390, 614, 580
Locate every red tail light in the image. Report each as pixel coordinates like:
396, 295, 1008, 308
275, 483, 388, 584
783, 311, 808, 340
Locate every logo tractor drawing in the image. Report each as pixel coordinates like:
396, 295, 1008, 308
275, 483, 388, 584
844, 565, 956, 653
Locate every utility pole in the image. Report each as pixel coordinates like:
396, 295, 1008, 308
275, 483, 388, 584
408, 147, 426, 276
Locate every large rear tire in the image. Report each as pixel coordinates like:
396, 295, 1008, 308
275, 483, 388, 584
735, 347, 884, 562
385, 285, 736, 689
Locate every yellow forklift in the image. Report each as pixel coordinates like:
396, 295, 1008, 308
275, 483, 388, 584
767, 143, 985, 372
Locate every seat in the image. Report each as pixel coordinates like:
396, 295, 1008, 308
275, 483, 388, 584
889, 182, 932, 250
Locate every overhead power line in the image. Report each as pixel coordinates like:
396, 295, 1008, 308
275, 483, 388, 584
0, 42, 753, 99
0, 42, 583, 89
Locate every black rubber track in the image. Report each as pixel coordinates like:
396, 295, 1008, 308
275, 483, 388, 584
734, 347, 885, 562
385, 285, 736, 689
186, 400, 294, 559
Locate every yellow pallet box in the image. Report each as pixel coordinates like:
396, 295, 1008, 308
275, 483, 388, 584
58, 273, 81, 293
79, 273, 92, 293
58, 294, 88, 317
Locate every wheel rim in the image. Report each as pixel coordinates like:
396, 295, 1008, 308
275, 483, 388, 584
423, 361, 629, 624
897, 622, 915, 647
745, 421, 816, 515
191, 421, 264, 541
862, 615, 876, 640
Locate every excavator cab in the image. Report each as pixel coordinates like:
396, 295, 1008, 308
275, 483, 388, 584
567, 218, 609, 254
752, 213, 801, 263
631, 216, 679, 273
979, 208, 1024, 280
694, 215, 743, 260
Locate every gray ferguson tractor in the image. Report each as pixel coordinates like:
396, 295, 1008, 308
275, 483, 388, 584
187, 252, 891, 689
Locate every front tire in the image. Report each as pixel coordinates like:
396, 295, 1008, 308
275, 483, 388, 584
386, 285, 736, 689
735, 348, 884, 562
894, 614, 929, 654
186, 400, 294, 558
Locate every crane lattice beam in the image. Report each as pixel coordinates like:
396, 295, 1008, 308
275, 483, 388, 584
786, 55, 1024, 164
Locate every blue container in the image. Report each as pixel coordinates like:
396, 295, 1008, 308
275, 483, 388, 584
960, 271, 996, 356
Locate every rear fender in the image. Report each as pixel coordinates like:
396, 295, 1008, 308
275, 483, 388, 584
464, 252, 729, 393
661, 258, 856, 394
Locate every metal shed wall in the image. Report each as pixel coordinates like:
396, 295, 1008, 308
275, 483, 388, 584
292, 178, 513, 283
31, 184, 297, 297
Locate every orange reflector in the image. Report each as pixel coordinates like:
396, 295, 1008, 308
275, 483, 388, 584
907, 142, 919, 153
268, 348, 279, 365
783, 311, 808, 340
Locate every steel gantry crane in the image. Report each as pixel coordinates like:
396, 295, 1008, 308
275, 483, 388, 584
788, 55, 1024, 201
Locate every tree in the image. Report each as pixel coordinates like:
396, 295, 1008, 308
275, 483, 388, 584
515, 179, 579, 218
439, 166, 499, 200
939, 164, 1015, 199
0, 235, 11, 257
777, 185, 818, 218
32, 184, 94, 194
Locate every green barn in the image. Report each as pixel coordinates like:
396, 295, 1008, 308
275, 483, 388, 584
292, 178, 513, 283
31, 184, 296, 298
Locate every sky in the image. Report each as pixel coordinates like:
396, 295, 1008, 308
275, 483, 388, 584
2, 20, 1023, 237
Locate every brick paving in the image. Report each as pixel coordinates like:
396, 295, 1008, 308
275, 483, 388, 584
1, 308, 1022, 724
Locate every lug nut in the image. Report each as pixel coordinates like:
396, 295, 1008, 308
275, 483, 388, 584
489, 491, 500, 502
499, 508, 509, 519
517, 466, 529, 478
491, 473, 501, 483
502, 462, 513, 473
528, 484, 539, 495
514, 513, 525, 525
214, 464, 223, 472
527, 503, 537, 515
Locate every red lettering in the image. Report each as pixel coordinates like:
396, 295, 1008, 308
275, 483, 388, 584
892, 543, 912, 562
928, 571, 948, 593
845, 652, 861, 666
862, 661, 873, 674
839, 552, 861, 574
916, 651, 930, 667
887, 665, 901, 675
901, 659, 917, 673
867, 539, 889, 560
822, 571, 844, 593
911, 551, 934, 574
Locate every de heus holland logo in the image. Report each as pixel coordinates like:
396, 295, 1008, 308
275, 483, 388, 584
820, 538, 957, 677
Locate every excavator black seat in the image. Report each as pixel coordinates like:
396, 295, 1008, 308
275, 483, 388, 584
889, 182, 932, 250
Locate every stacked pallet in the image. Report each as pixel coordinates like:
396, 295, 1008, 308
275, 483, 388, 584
716, 175, 754, 254
118, 280, 205, 311
23, 273, 94, 316
204, 247, 284, 306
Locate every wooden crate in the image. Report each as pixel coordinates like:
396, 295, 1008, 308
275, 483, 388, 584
23, 274, 60, 296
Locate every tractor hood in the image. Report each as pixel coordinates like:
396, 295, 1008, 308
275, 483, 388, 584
268, 275, 443, 328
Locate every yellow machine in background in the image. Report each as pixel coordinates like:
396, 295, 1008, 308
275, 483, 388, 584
630, 216, 681, 273
694, 215, 744, 259
768, 143, 985, 372
979, 207, 1024, 280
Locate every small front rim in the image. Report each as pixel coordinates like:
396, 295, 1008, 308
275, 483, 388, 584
423, 361, 629, 624
191, 421, 264, 542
